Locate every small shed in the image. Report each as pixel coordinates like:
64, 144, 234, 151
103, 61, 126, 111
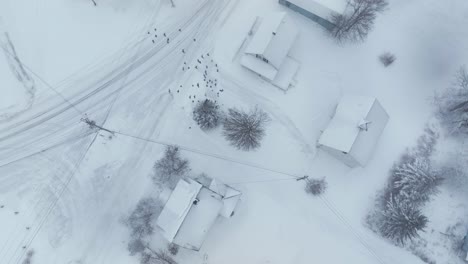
241, 12, 300, 91
318, 95, 389, 167
279, 0, 347, 30
156, 178, 241, 251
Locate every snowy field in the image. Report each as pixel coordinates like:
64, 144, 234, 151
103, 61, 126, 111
1, 0, 468, 263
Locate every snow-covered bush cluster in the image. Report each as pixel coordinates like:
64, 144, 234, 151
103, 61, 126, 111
222, 107, 270, 151
192, 99, 222, 130
152, 146, 190, 190
435, 65, 468, 135
368, 127, 442, 244
305, 178, 328, 196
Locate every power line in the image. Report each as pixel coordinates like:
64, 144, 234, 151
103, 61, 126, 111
112, 129, 301, 180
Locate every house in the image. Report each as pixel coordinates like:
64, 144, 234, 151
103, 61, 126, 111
318, 95, 389, 167
279, 0, 347, 30
156, 177, 242, 251
240, 12, 300, 91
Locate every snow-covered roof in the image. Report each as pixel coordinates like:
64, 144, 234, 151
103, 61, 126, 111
173, 188, 223, 250
157, 177, 242, 250
285, 0, 347, 18
244, 12, 299, 69
318, 95, 389, 165
156, 179, 202, 243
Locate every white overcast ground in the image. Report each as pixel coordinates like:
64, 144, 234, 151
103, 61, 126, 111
1, 0, 468, 263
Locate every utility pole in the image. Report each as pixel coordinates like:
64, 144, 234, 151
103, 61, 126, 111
296, 175, 309, 181
82, 117, 114, 135
91, 0, 97, 6
169, 0, 175, 7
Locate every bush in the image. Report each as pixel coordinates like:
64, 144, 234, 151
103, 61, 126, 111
379, 196, 428, 244
305, 178, 327, 196
193, 99, 221, 130
379, 52, 396, 67
167, 243, 179, 256
153, 146, 190, 189
222, 107, 269, 151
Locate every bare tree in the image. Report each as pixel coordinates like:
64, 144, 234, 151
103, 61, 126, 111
305, 178, 328, 196
435, 65, 468, 135
193, 99, 222, 130
330, 0, 388, 42
125, 197, 162, 239
223, 107, 270, 151
153, 146, 190, 189
141, 247, 177, 264
379, 52, 396, 67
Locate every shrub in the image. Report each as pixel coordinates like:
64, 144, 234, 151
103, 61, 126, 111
379, 52, 396, 67
167, 243, 179, 256
222, 107, 269, 151
305, 178, 327, 196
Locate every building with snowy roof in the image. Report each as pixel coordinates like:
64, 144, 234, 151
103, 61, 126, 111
318, 95, 389, 167
156, 177, 242, 251
240, 12, 300, 91
279, 0, 347, 30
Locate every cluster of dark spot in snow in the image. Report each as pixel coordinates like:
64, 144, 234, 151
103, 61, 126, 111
147, 27, 182, 44
169, 52, 224, 106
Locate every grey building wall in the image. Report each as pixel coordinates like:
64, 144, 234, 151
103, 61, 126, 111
279, 0, 336, 30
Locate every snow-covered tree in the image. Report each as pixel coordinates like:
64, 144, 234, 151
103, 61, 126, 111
435, 65, 468, 135
193, 99, 222, 130
222, 107, 269, 151
153, 146, 190, 189
330, 0, 388, 42
391, 157, 442, 207
305, 178, 328, 196
379, 195, 428, 244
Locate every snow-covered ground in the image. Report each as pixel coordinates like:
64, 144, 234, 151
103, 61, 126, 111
1, 0, 468, 263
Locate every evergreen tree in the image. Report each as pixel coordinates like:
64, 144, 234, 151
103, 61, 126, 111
380, 196, 428, 244
193, 99, 221, 130
391, 157, 442, 207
